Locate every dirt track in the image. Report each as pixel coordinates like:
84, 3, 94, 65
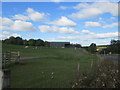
20, 56, 58, 60
99, 54, 119, 61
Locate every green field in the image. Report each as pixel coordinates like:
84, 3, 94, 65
97, 46, 107, 50
2, 44, 100, 88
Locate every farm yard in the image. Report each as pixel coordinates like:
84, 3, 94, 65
2, 44, 101, 88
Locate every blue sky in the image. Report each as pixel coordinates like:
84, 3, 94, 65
1, 1, 118, 46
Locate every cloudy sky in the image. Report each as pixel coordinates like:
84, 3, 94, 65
1, 1, 119, 46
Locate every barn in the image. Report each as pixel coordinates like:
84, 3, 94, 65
49, 42, 70, 48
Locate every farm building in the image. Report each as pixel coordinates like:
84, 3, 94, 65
49, 42, 70, 48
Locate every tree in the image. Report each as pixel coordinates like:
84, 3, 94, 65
28, 39, 36, 46
8, 36, 16, 44
88, 43, 96, 53
3, 39, 11, 44
75, 44, 81, 48
111, 39, 117, 45
44, 41, 50, 47
23, 39, 29, 45
35, 39, 44, 46
100, 40, 120, 54
16, 37, 23, 45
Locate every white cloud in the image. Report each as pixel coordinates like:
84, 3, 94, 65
26, 8, 45, 22
51, 0, 63, 2
103, 23, 118, 28
12, 14, 29, 21
0, 31, 21, 39
96, 41, 110, 45
82, 30, 94, 34
2, 17, 14, 25
73, 3, 89, 9
10, 20, 36, 31
110, 17, 116, 20
70, 8, 103, 19
1, 17, 36, 31
45, 31, 119, 46
99, 17, 103, 21
49, 16, 77, 27
12, 8, 48, 22
92, 32, 118, 39
70, 2, 118, 19
47, 32, 118, 41
82, 30, 119, 39
38, 25, 80, 34
26, 33, 32, 38
59, 6, 67, 10
85, 21, 101, 27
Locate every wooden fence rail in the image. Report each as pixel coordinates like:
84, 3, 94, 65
2, 51, 20, 69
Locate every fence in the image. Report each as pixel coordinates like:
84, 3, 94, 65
2, 51, 20, 69
2, 51, 20, 89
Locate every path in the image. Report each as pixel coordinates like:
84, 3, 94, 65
98, 54, 119, 61
20, 55, 58, 60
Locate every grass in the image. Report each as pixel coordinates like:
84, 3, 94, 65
97, 47, 107, 50
2, 44, 100, 88
3, 44, 84, 57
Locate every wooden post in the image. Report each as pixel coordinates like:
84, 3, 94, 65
8, 52, 11, 65
3, 53, 6, 69
77, 63, 80, 79
2, 69, 11, 88
91, 59, 93, 69
104, 51, 105, 56
2, 53, 4, 69
18, 51, 20, 63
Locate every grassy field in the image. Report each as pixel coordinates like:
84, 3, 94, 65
97, 46, 107, 51
2, 44, 100, 88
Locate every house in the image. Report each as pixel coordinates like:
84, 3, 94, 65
49, 42, 70, 48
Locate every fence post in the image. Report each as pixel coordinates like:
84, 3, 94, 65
77, 63, 80, 79
91, 59, 93, 69
3, 53, 6, 69
8, 51, 11, 65
2, 69, 11, 88
17, 51, 20, 63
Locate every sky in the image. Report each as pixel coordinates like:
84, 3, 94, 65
0, 1, 119, 46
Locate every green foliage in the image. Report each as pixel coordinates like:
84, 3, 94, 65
23, 40, 29, 45
3, 36, 23, 45
88, 43, 97, 54
28, 39, 36, 46
44, 41, 50, 47
82, 46, 89, 51
3, 36, 46, 47
74, 59, 119, 88
35, 39, 44, 46
2, 36, 81, 48
100, 40, 120, 54
15, 37, 23, 45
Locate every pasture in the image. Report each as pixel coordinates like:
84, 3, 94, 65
2, 44, 100, 88
96, 46, 107, 51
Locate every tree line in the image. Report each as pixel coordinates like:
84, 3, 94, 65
2, 36, 119, 54
2, 36, 82, 48
82, 43, 97, 54
83, 39, 120, 54
100, 40, 120, 54
2, 36, 50, 47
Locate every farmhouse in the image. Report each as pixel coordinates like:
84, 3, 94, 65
49, 42, 70, 48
